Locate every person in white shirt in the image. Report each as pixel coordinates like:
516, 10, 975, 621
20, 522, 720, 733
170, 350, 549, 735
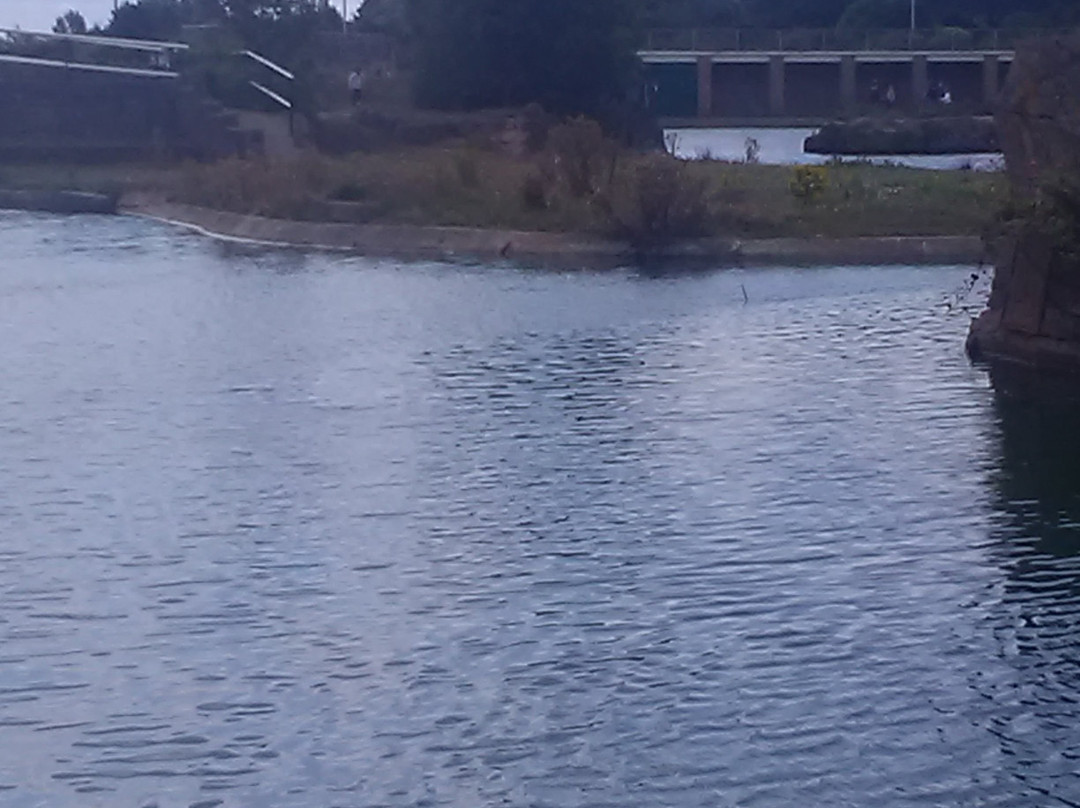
348, 68, 364, 106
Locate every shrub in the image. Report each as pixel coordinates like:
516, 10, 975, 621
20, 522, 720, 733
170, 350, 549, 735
331, 181, 369, 201
608, 155, 712, 250
789, 165, 829, 205
521, 173, 548, 210
547, 117, 620, 198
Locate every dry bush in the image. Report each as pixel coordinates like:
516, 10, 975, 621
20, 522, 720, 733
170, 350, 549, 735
547, 116, 620, 199
170, 154, 338, 219
521, 172, 548, 210
608, 155, 713, 250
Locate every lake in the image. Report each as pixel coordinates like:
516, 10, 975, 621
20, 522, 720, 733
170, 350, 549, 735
1, 212, 1078, 808
667, 127, 1004, 170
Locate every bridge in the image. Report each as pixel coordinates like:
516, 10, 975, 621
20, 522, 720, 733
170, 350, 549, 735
637, 28, 1043, 124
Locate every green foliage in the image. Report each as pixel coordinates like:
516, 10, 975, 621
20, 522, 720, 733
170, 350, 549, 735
53, 10, 88, 34
99, 1, 340, 62
1000, 179, 1080, 265
408, 0, 640, 122
836, 0, 910, 29
107, 0, 187, 39
789, 165, 829, 206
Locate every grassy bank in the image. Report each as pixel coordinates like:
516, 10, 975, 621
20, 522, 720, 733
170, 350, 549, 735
0, 144, 1007, 243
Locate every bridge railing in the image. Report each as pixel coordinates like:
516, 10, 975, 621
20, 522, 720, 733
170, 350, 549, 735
0, 28, 186, 74
641, 27, 1056, 52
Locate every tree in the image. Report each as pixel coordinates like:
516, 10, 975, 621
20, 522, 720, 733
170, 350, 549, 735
53, 10, 89, 34
107, 0, 186, 39
409, 0, 640, 121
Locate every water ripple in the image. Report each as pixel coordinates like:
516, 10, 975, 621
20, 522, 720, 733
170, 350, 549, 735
0, 213, 1078, 806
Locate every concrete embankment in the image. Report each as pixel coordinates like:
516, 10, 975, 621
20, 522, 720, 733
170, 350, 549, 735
0, 189, 117, 215
122, 197, 985, 268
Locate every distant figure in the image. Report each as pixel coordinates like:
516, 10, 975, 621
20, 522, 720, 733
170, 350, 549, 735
885, 84, 896, 107
941, 86, 953, 105
643, 78, 659, 110
348, 68, 364, 106
869, 79, 881, 105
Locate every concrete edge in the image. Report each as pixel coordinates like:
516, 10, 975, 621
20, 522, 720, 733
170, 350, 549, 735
119, 197, 988, 268
0, 188, 117, 215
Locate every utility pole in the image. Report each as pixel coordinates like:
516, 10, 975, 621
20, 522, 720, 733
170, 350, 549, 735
910, 0, 916, 31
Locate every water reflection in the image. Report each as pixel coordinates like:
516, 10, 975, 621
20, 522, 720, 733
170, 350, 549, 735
978, 367, 1080, 803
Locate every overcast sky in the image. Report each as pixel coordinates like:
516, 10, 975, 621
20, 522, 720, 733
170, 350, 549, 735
2, 0, 116, 31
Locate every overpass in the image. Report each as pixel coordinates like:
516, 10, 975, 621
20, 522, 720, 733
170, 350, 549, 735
637, 28, 1039, 124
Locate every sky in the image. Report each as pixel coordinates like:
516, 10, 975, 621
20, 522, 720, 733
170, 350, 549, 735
2, 0, 116, 31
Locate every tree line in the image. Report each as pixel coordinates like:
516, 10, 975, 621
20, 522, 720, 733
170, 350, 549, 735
51, 0, 1079, 137
54, 1, 343, 66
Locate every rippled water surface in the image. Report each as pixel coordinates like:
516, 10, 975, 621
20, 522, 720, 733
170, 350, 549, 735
2, 212, 1080, 808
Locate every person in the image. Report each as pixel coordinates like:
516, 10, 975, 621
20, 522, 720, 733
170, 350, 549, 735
885, 83, 896, 107
348, 67, 364, 106
941, 85, 952, 105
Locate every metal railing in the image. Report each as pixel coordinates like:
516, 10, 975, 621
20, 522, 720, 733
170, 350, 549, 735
236, 50, 294, 109
0, 28, 186, 75
641, 27, 1059, 52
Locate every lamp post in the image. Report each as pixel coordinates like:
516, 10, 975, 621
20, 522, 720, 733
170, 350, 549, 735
910, 0, 916, 31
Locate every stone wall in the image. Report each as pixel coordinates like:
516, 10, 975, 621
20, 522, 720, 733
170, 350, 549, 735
966, 33, 1080, 372
995, 34, 1080, 197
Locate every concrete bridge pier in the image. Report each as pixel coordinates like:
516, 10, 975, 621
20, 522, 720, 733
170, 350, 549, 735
913, 55, 929, 108
769, 56, 785, 116
841, 56, 857, 115
697, 55, 712, 116
643, 45, 1014, 122
983, 55, 999, 105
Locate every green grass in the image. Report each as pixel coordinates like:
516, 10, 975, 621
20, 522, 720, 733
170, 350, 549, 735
1, 147, 1008, 241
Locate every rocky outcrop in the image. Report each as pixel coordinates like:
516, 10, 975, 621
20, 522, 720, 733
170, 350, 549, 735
967, 230, 1080, 372
966, 34, 1080, 372
994, 34, 1080, 197
805, 115, 999, 155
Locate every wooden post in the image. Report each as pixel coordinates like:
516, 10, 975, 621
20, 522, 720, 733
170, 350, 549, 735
697, 55, 713, 118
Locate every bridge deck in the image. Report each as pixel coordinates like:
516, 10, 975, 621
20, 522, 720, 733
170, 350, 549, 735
640, 50, 1015, 64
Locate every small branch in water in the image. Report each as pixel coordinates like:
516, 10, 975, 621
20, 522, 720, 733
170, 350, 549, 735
741, 283, 749, 304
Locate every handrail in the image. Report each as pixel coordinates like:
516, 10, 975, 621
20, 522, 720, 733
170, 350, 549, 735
237, 50, 294, 81
0, 52, 178, 77
641, 27, 1061, 52
249, 80, 292, 109
0, 28, 189, 52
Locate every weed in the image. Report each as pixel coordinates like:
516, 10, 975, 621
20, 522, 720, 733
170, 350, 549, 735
789, 165, 829, 205
547, 117, 619, 198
